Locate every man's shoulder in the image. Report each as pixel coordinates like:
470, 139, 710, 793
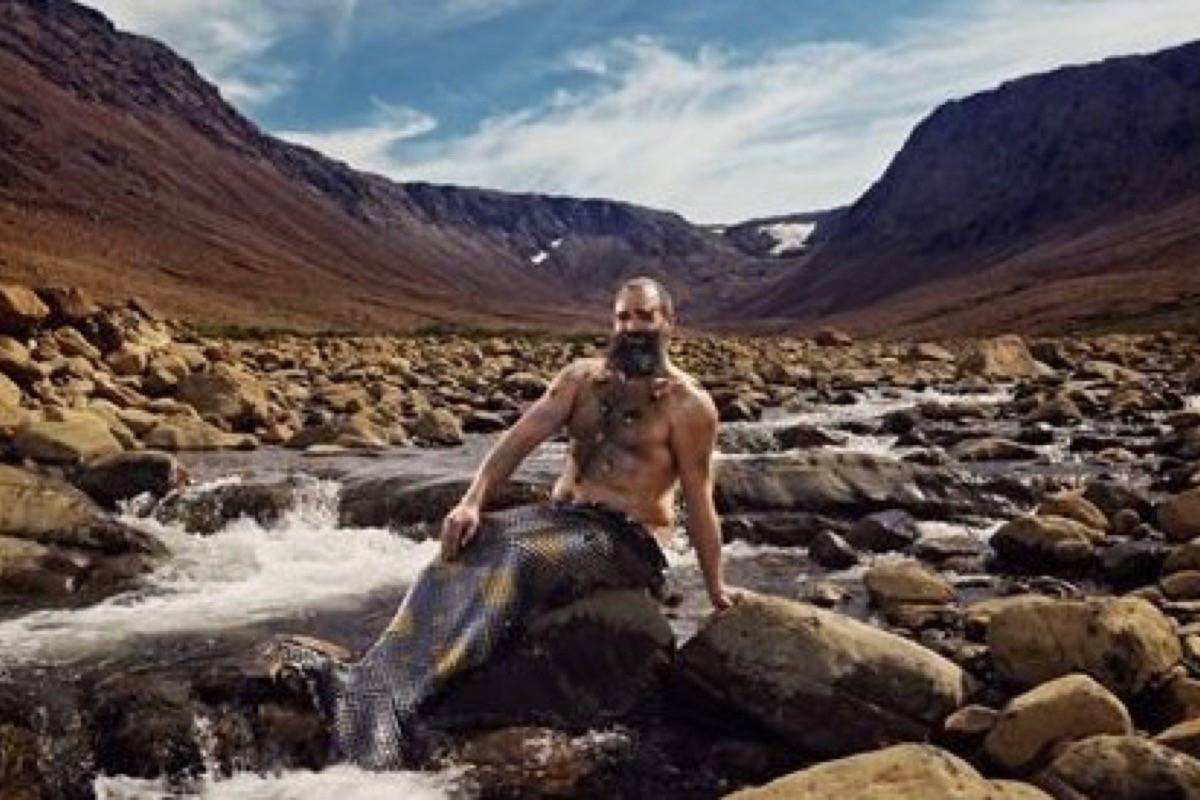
665, 366, 717, 421
556, 357, 605, 384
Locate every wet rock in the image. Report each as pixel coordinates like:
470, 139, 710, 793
809, 530, 859, 570
1024, 395, 1083, 426
983, 674, 1132, 773
1101, 540, 1167, 591
1159, 488, 1200, 543
846, 509, 920, 553
285, 414, 389, 450
718, 426, 779, 454
1082, 480, 1153, 521
1154, 718, 1200, 759
718, 396, 759, 422
75, 450, 187, 509
987, 595, 1181, 697
914, 534, 987, 566
676, 593, 967, 758
953, 438, 1039, 462
1161, 570, 1200, 600
154, 480, 299, 535
990, 515, 1103, 569
1166, 541, 1200, 574
425, 589, 672, 730
338, 470, 547, 530
727, 744, 1051, 800
452, 726, 611, 798
1035, 735, 1200, 800
774, 422, 847, 449
89, 674, 203, 780
962, 335, 1047, 379
864, 562, 955, 608
501, 371, 547, 400
720, 512, 830, 547
463, 409, 509, 434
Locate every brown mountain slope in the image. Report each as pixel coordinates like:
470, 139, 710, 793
743, 39, 1200, 335
0, 0, 764, 332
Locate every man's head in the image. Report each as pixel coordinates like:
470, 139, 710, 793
608, 277, 674, 377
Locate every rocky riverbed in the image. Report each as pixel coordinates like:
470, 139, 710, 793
3, 282, 1200, 798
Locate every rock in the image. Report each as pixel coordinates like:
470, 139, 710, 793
452, 726, 606, 798
718, 396, 759, 422
143, 415, 256, 451
726, 744, 1051, 800
1159, 489, 1200, 543
718, 426, 779, 454
1161, 570, 1200, 600
106, 343, 150, 376
0, 465, 163, 555
1155, 718, 1200, 759
774, 422, 847, 449
963, 335, 1047, 379
425, 589, 672, 730
75, 451, 187, 509
338, 470, 547, 530
155, 480, 299, 535
1035, 735, 1200, 800
714, 451, 1003, 520
990, 515, 1103, 567
38, 286, 98, 324
814, 327, 853, 347
175, 364, 270, 431
11, 414, 124, 465
1024, 395, 1083, 426
984, 674, 1132, 773
0, 284, 50, 334
943, 704, 1000, 745
90, 675, 202, 780
1166, 541, 1200, 574
846, 509, 920, 553
987, 595, 1181, 697
1037, 492, 1108, 531
501, 371, 547, 400
909, 342, 956, 363
463, 409, 509, 434
53, 327, 100, 361
864, 562, 955, 607
720, 512, 830, 547
285, 414, 388, 450
412, 408, 464, 447
1101, 540, 1167, 591
953, 437, 1039, 462
676, 593, 967, 758
809, 530, 859, 570
1083, 480, 1153, 521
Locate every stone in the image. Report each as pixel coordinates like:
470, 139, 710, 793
676, 593, 967, 758
501, 371, 547, 400
106, 343, 150, 376
962, 335, 1046, 379
952, 437, 1039, 462
412, 408, 464, 447
846, 509, 920, 553
1161, 571, 1200, 600
1083, 480, 1153, 521
175, 363, 270, 431
726, 744, 1052, 800
943, 704, 1000, 744
813, 327, 853, 347
0, 284, 50, 334
990, 515, 1103, 567
1037, 492, 1108, 531
1101, 540, 1167, 591
1035, 735, 1200, 800
863, 561, 955, 607
1156, 718, 1200, 759
11, 414, 124, 465
987, 595, 1181, 697
909, 342, 956, 363
75, 451, 187, 509
338, 469, 547, 530
285, 414, 388, 450
774, 422, 847, 450
53, 327, 100, 361
1167, 541, 1200, 574
984, 674, 1132, 772
1159, 489, 1200, 543
155, 480, 298, 535
808, 530, 859, 570
1024, 396, 1084, 426
142, 416, 256, 451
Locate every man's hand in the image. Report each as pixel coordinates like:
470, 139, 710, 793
441, 502, 481, 561
709, 585, 747, 611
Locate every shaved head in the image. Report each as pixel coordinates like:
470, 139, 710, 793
615, 277, 674, 322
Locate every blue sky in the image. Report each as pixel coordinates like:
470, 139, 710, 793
84, 0, 1200, 222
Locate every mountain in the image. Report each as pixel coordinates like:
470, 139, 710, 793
748, 39, 1200, 335
0, 0, 765, 332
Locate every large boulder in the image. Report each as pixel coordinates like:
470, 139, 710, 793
726, 744, 1051, 800
142, 415, 256, 451
75, 451, 187, 509
983, 674, 1132, 773
0, 284, 50, 335
1035, 735, 1200, 800
1159, 488, 1200, 543
174, 364, 269, 431
425, 589, 673, 730
990, 515, 1104, 568
11, 414, 124, 465
987, 596, 1181, 697
962, 335, 1046, 379
676, 594, 967, 758
338, 469, 547, 531
412, 408, 465, 447
714, 451, 1002, 519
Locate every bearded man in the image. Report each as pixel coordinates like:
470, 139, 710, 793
275, 276, 739, 769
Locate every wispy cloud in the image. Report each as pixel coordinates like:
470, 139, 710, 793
276, 98, 438, 173
274, 0, 1200, 221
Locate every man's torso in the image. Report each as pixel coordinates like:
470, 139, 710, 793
549, 357, 700, 547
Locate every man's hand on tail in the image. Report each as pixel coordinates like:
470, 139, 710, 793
441, 502, 481, 560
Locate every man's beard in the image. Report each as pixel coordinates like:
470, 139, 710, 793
607, 330, 668, 377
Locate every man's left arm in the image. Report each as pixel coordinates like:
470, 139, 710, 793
671, 389, 739, 610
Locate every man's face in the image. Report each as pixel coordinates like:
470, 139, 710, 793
612, 286, 672, 334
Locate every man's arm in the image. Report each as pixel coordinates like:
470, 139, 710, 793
441, 360, 587, 559
670, 388, 739, 610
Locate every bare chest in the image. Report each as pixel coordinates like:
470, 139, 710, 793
566, 377, 672, 471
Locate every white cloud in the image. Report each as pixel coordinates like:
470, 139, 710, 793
276, 99, 438, 174
273, 0, 1200, 222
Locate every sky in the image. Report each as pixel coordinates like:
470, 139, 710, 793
82, 0, 1200, 223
